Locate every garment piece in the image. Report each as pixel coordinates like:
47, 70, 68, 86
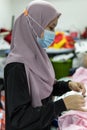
58, 109, 87, 130
58, 67, 87, 130
4, 63, 71, 130
72, 67, 87, 84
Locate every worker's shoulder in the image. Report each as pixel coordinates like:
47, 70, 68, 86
4, 62, 25, 72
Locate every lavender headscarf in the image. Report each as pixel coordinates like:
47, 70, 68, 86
6, 0, 61, 107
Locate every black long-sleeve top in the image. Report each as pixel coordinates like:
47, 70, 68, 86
4, 62, 71, 130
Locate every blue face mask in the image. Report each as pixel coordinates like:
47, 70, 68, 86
37, 30, 55, 48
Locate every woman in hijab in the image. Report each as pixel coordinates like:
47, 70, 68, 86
4, 1, 86, 130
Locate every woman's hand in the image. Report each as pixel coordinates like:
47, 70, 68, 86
63, 95, 87, 111
68, 81, 86, 96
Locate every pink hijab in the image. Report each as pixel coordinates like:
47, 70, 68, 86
6, 0, 61, 107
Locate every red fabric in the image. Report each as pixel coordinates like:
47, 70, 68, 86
0, 28, 12, 44
0, 92, 5, 130
62, 35, 75, 48
81, 30, 87, 39
54, 33, 63, 43
0, 28, 8, 33
4, 32, 12, 44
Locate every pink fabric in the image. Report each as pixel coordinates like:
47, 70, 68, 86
72, 67, 87, 84
58, 67, 87, 130
58, 98, 87, 130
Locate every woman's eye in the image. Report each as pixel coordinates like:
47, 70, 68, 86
49, 27, 54, 31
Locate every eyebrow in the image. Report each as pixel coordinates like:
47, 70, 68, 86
50, 23, 57, 28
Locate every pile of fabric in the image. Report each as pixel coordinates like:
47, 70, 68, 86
58, 67, 87, 130
49, 32, 75, 49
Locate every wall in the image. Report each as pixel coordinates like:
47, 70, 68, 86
11, 0, 30, 19
0, 0, 87, 31
11, 0, 87, 32
0, 0, 12, 29
48, 0, 87, 32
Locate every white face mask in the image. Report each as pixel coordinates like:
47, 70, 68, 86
37, 30, 55, 48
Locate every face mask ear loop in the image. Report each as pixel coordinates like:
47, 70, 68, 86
24, 9, 44, 38
27, 15, 38, 37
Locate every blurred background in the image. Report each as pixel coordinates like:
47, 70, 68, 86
0, 1, 87, 129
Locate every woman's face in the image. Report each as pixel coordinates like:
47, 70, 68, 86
41, 17, 58, 38
46, 17, 58, 31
